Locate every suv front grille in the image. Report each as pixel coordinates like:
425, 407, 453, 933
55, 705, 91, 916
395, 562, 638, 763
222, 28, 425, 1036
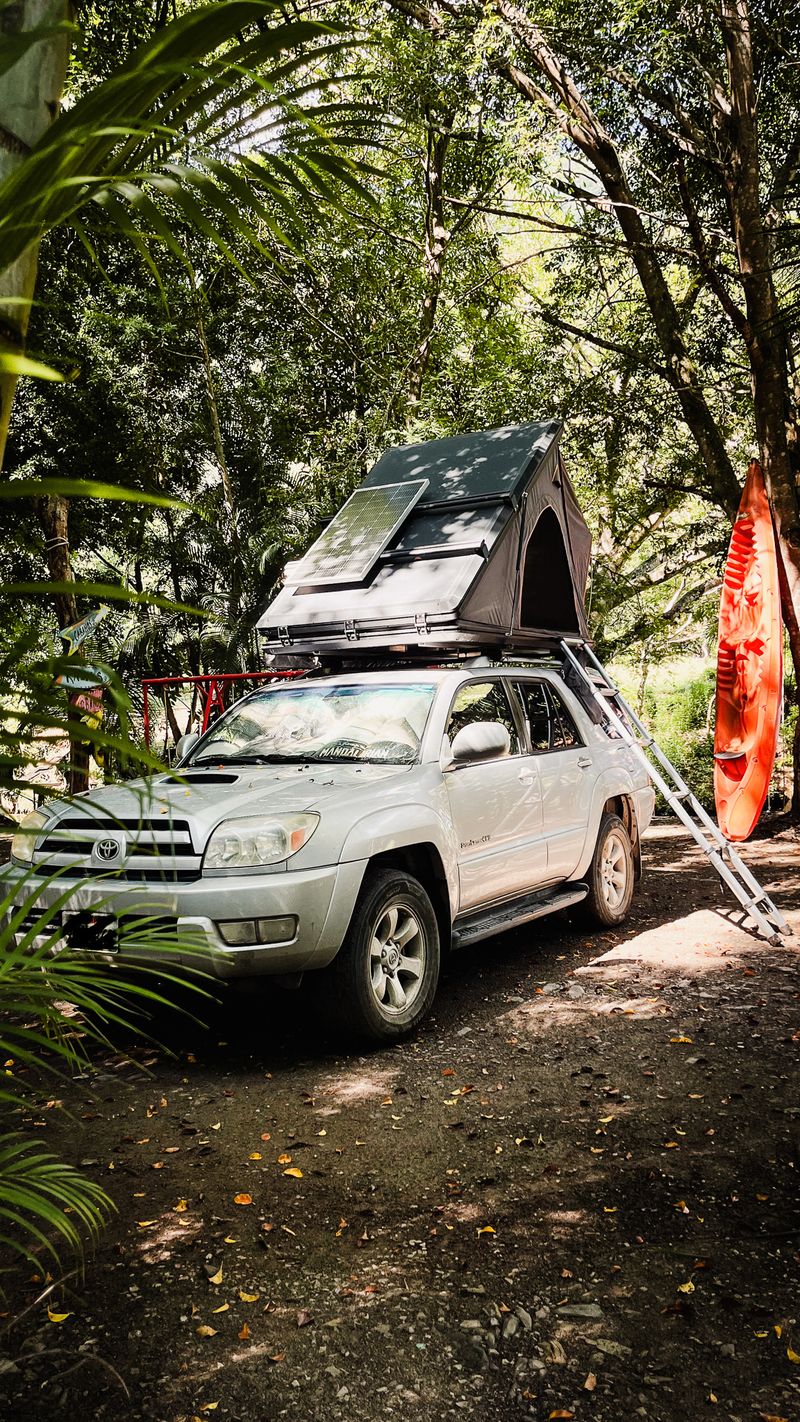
33, 814, 202, 883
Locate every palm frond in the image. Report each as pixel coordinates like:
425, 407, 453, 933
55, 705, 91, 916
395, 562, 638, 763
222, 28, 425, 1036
0, 3, 374, 280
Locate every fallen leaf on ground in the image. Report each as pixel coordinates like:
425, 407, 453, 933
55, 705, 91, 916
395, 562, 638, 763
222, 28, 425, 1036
549, 1412, 574, 1419
238, 1322, 251, 1341
277, 1153, 292, 1165
249, 1152, 262, 1160
678, 1281, 695, 1294
136, 1220, 158, 1228
233, 1193, 253, 1205
47, 1308, 71, 1323
196, 1325, 217, 1338
268, 1352, 285, 1363
283, 1167, 303, 1179
787, 1347, 800, 1364
584, 1373, 597, 1392
477, 1225, 495, 1234
239, 1291, 259, 1303
260, 1132, 271, 1141
211, 1303, 229, 1314
670, 1036, 693, 1044
297, 1309, 314, 1327
198, 1406, 218, 1414
173, 1199, 188, 1213
208, 1266, 223, 1285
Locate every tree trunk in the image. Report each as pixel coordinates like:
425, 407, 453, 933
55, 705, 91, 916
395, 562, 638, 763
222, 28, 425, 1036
0, 1, 74, 468
406, 113, 452, 408
191, 275, 241, 636
34, 491, 89, 794
719, 0, 800, 817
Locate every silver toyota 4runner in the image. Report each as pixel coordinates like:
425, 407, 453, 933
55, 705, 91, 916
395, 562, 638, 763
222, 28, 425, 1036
7, 665, 654, 1041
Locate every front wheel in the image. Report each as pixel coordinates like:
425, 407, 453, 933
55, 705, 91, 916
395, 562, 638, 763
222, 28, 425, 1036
581, 812, 635, 927
323, 868, 440, 1042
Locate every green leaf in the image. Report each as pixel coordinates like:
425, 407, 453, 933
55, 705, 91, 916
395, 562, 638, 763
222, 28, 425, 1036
0, 478, 189, 507
0, 352, 64, 381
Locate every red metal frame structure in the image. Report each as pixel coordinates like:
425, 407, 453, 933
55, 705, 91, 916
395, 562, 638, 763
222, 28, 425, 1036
141, 671, 301, 749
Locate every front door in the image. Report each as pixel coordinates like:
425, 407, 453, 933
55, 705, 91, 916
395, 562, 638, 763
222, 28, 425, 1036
443, 680, 546, 910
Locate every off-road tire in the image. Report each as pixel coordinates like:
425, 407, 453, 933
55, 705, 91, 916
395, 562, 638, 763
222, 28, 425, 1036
324, 867, 440, 1043
580, 811, 635, 927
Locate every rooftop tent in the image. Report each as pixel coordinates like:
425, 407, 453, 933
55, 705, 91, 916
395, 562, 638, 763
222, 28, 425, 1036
258, 420, 592, 656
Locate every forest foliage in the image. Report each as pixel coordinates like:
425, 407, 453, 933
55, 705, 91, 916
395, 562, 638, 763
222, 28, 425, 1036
6, 0, 780, 723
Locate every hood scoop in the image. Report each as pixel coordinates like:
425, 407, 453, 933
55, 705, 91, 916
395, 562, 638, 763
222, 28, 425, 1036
177, 772, 240, 785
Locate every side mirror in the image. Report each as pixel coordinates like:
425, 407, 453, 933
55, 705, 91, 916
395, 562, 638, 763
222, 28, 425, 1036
449, 721, 511, 766
175, 731, 200, 763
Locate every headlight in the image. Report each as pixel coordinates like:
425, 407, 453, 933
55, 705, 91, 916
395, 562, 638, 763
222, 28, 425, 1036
11, 809, 49, 864
203, 813, 319, 870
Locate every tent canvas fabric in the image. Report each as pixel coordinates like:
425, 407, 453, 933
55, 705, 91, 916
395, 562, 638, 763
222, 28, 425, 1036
258, 421, 591, 655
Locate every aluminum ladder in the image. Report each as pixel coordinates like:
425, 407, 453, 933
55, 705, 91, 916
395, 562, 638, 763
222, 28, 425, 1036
559, 638, 791, 945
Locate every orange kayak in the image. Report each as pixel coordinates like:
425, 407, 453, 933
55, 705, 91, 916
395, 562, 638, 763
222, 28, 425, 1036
714, 459, 783, 841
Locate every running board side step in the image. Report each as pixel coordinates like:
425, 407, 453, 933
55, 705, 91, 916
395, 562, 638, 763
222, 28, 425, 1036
452, 884, 588, 949
559, 638, 791, 945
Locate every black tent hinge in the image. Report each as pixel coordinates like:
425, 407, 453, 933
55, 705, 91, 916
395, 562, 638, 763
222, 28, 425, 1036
414, 613, 430, 636
277, 626, 292, 646
344, 620, 359, 641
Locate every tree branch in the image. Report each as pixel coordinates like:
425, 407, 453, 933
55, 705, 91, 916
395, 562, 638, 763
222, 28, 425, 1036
675, 154, 751, 337
525, 296, 671, 377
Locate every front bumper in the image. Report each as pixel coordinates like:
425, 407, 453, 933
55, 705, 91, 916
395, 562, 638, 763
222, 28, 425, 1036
0, 859, 367, 980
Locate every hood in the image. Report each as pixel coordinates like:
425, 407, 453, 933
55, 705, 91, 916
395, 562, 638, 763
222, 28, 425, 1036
44, 761, 410, 849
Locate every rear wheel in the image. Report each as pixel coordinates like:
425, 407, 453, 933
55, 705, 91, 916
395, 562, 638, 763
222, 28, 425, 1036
324, 867, 440, 1042
581, 812, 635, 927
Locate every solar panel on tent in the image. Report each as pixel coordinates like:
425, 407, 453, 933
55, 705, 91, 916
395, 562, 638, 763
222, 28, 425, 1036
286, 479, 428, 587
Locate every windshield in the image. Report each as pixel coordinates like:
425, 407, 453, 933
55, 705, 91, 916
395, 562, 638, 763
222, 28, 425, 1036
188, 681, 436, 766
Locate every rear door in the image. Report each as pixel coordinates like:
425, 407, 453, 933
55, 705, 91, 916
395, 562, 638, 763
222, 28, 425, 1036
443, 679, 546, 910
513, 678, 592, 881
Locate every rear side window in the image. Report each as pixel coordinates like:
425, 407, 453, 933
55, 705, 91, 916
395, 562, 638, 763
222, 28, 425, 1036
549, 687, 582, 749
447, 681, 522, 755
515, 681, 583, 752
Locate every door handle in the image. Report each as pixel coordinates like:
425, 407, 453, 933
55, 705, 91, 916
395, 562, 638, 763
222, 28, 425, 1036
577, 756, 593, 769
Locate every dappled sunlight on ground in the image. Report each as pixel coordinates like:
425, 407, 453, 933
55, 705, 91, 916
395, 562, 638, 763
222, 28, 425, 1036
318, 1066, 398, 1107
578, 907, 800, 982
505, 994, 668, 1036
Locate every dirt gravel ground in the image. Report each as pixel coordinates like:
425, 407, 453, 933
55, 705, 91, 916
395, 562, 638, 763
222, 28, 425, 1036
2, 820, 800, 1422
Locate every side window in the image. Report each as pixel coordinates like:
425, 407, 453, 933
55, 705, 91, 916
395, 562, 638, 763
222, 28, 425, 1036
446, 681, 522, 755
516, 681, 551, 753
548, 687, 583, 749
515, 681, 583, 752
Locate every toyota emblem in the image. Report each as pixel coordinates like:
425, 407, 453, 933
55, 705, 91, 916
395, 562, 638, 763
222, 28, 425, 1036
95, 836, 123, 862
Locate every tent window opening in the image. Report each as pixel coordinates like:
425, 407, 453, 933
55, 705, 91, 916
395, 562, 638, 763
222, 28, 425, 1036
519, 507, 580, 632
